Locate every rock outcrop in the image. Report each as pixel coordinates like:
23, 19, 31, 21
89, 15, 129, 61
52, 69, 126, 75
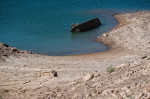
0, 43, 34, 57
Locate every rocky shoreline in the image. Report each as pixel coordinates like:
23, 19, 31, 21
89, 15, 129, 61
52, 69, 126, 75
0, 43, 34, 57
0, 11, 150, 99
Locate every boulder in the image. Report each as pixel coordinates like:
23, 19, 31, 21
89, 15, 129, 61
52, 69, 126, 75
71, 18, 101, 32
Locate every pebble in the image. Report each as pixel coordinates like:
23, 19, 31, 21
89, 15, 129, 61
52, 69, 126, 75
71, 93, 80, 99
147, 63, 150, 68
86, 94, 92, 98
94, 73, 101, 77
71, 87, 76, 91
135, 93, 144, 99
120, 92, 126, 98
121, 87, 131, 94
102, 89, 111, 95
111, 93, 118, 98
103, 33, 108, 37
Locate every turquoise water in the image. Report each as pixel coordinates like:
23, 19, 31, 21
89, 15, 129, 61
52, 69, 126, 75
0, 0, 150, 55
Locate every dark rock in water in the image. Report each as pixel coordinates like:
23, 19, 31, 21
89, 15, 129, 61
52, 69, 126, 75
71, 18, 101, 32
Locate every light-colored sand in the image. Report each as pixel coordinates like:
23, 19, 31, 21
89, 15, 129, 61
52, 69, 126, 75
0, 11, 150, 99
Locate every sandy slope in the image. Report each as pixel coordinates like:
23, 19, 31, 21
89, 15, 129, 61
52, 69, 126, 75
0, 11, 150, 99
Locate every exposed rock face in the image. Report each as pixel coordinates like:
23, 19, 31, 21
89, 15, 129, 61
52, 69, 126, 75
71, 18, 101, 32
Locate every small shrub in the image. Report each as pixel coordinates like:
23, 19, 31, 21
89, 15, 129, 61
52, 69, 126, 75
126, 94, 132, 98
107, 66, 115, 73
0, 89, 9, 99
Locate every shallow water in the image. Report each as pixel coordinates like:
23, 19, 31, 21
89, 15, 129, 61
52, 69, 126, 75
0, 0, 150, 55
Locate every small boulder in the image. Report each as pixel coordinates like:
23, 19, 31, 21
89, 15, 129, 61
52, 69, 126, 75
83, 73, 94, 82
41, 70, 58, 77
115, 64, 128, 71
102, 33, 108, 37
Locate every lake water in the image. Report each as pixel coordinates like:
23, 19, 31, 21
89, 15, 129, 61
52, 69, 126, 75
0, 0, 150, 55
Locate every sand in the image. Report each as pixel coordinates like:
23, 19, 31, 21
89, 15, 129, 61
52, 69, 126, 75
0, 11, 150, 99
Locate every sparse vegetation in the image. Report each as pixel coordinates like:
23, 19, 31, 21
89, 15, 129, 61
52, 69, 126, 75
126, 94, 132, 98
0, 89, 9, 99
107, 66, 115, 73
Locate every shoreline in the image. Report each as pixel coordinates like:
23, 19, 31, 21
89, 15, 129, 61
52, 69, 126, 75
0, 11, 150, 99
73, 12, 133, 57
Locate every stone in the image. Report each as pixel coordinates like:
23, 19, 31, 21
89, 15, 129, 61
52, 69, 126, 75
2, 53, 7, 56
71, 87, 76, 91
94, 73, 101, 77
120, 92, 126, 98
102, 89, 111, 95
41, 70, 58, 77
141, 56, 147, 59
11, 47, 19, 52
57, 93, 63, 97
0, 43, 9, 47
121, 87, 131, 94
50, 70, 58, 77
115, 64, 128, 71
86, 94, 92, 98
71, 93, 81, 99
103, 33, 108, 37
111, 94, 118, 98
71, 18, 101, 32
135, 93, 144, 99
147, 63, 150, 68
83, 74, 94, 82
